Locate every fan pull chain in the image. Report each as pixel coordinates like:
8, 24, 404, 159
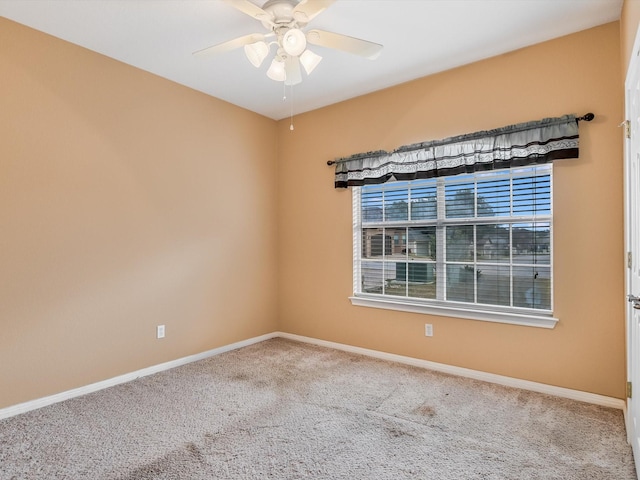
289, 83, 294, 131
281, 82, 294, 131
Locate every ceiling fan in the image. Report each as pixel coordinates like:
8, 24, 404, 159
194, 0, 383, 85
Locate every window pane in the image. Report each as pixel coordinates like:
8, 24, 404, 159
446, 225, 474, 262
361, 189, 383, 223
410, 185, 437, 220
477, 224, 510, 263
446, 264, 476, 303
362, 228, 387, 259
513, 266, 551, 310
477, 178, 510, 217
408, 227, 436, 260
385, 189, 408, 221
385, 262, 407, 297
477, 265, 511, 307
513, 223, 551, 265
445, 183, 475, 218
407, 263, 437, 299
513, 175, 551, 216
361, 261, 385, 294
386, 227, 407, 259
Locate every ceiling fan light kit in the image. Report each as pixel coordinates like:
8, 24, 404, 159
282, 28, 307, 56
299, 49, 322, 75
195, 0, 383, 86
244, 40, 270, 67
267, 57, 287, 81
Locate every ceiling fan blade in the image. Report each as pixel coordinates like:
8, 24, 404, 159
193, 33, 265, 57
222, 0, 273, 23
284, 56, 302, 85
292, 0, 336, 23
307, 29, 383, 60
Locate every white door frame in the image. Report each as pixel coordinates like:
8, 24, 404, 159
624, 23, 640, 477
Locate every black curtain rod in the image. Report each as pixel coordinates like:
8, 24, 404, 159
327, 113, 595, 166
577, 112, 595, 122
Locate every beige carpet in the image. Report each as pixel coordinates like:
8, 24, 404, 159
0, 338, 635, 479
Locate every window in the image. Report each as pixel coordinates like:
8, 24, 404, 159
352, 165, 557, 328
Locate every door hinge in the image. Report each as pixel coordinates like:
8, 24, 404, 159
628, 381, 633, 399
628, 251, 633, 269
623, 120, 631, 139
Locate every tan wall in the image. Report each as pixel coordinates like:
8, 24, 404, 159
0, 18, 279, 409
622, 0, 640, 74
277, 22, 626, 398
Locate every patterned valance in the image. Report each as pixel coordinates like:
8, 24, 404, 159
332, 114, 580, 188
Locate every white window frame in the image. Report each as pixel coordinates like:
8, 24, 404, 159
350, 166, 559, 329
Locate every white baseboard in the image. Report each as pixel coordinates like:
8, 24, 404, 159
0, 332, 278, 421
0, 330, 625, 421
277, 332, 627, 411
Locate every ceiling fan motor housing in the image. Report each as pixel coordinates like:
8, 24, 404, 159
260, 0, 308, 29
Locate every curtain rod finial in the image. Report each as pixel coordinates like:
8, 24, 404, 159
327, 160, 336, 166
578, 113, 595, 122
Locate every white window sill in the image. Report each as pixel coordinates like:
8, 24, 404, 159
349, 295, 558, 329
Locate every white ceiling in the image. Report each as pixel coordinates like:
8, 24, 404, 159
0, 0, 623, 120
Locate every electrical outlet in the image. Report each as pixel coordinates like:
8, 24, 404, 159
425, 324, 434, 337
157, 325, 165, 339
